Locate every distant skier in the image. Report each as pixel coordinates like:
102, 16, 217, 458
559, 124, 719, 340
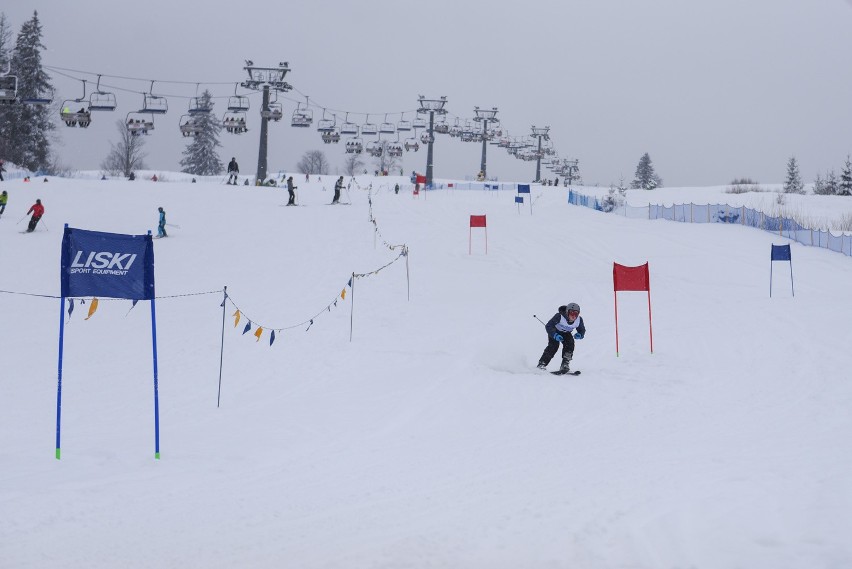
0, 190, 7, 216
394, 183, 400, 195
0, 159, 5, 182
537, 303, 586, 373
286, 176, 297, 205
227, 157, 239, 185
25, 198, 44, 233
332, 176, 343, 204
157, 207, 167, 238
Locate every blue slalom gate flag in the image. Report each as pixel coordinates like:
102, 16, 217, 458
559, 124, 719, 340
515, 196, 524, 204
56, 226, 161, 460
61, 227, 155, 300
769, 244, 794, 297
771, 244, 791, 261
517, 184, 531, 194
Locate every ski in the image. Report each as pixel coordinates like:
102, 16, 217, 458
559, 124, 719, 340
550, 370, 581, 376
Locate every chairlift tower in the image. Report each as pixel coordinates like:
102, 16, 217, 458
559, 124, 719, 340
473, 106, 498, 179
240, 61, 293, 183
563, 159, 580, 186
530, 125, 550, 182
417, 95, 448, 188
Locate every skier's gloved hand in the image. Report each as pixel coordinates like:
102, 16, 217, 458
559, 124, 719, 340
574, 332, 584, 340
553, 333, 564, 342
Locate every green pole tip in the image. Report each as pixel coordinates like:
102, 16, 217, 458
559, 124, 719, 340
55, 448, 61, 459
154, 452, 160, 460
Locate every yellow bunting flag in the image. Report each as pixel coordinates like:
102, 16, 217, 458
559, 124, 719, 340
341, 288, 346, 300
233, 309, 241, 328
254, 326, 263, 342
85, 298, 99, 320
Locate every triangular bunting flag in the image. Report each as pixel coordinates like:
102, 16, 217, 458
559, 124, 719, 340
85, 298, 99, 320
341, 288, 346, 300
269, 330, 276, 346
242, 322, 252, 335
254, 326, 263, 342
347, 278, 353, 287
233, 310, 241, 328
67, 298, 74, 318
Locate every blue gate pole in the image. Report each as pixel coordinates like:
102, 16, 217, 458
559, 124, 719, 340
769, 260, 773, 298
56, 223, 69, 459
149, 231, 161, 459
789, 259, 795, 297
56, 295, 66, 459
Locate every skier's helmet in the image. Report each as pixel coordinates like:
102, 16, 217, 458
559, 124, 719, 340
566, 302, 580, 317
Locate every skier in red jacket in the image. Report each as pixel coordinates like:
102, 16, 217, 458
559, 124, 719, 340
26, 198, 44, 232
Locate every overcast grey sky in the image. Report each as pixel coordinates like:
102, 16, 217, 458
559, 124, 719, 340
5, 0, 852, 186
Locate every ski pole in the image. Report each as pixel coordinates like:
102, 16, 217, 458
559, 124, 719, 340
533, 314, 546, 326
40, 218, 49, 231
166, 223, 181, 229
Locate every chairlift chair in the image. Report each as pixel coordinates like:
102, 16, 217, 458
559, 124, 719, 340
404, 137, 420, 152
60, 80, 92, 127
222, 111, 248, 134
434, 120, 449, 135
87, 76, 117, 111
420, 131, 434, 145
387, 141, 404, 157
345, 137, 363, 154
340, 121, 359, 136
89, 91, 117, 111
143, 93, 168, 114
412, 117, 427, 130
360, 116, 377, 136
261, 102, 283, 121
291, 99, 313, 127
60, 101, 92, 128
397, 119, 412, 132
366, 140, 383, 158
227, 95, 250, 112
379, 115, 396, 134
317, 109, 336, 132
126, 112, 154, 136
188, 97, 212, 114
179, 115, 203, 137
0, 75, 17, 104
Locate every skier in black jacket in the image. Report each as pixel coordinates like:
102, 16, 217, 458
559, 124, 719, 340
227, 157, 239, 185
537, 303, 586, 373
286, 176, 297, 205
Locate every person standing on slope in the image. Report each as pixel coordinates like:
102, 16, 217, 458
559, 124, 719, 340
227, 157, 239, 185
537, 303, 586, 373
286, 176, 297, 206
157, 207, 167, 238
332, 176, 343, 204
0, 190, 8, 216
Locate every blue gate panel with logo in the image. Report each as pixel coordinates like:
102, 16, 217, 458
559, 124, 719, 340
61, 227, 155, 300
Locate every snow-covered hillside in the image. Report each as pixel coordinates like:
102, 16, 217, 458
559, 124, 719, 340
1, 175, 851, 569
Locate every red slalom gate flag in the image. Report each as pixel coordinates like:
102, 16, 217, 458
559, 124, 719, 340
612, 262, 653, 356
415, 174, 427, 185
469, 215, 487, 254
613, 262, 650, 291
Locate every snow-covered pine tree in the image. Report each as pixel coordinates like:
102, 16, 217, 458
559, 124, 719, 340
838, 155, 852, 197
826, 169, 839, 196
0, 13, 14, 159
3, 11, 55, 172
812, 173, 828, 196
630, 152, 663, 190
179, 90, 224, 176
782, 156, 804, 194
